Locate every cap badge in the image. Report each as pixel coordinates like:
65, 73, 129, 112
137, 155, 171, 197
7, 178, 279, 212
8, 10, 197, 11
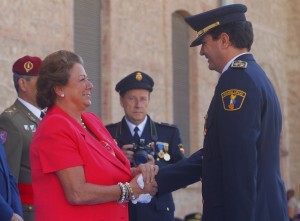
135, 72, 143, 81
24, 61, 34, 73
221, 89, 246, 111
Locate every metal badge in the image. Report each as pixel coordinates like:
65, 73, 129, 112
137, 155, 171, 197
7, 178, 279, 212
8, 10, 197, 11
163, 153, 171, 161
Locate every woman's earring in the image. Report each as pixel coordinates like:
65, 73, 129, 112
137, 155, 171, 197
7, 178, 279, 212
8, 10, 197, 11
61, 94, 65, 98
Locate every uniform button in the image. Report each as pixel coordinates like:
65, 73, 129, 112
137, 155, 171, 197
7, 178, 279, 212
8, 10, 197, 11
167, 207, 169, 211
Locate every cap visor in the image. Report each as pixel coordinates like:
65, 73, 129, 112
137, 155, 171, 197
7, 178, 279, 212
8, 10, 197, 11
190, 36, 203, 47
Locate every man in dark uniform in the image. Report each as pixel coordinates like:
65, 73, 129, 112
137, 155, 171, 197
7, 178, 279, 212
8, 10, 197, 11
0, 55, 43, 221
0, 140, 23, 221
155, 4, 288, 221
106, 71, 185, 221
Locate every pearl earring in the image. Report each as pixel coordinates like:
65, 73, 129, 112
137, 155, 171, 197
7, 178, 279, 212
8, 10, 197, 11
61, 94, 65, 98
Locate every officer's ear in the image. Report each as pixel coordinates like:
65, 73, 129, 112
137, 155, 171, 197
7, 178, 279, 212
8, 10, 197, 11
18, 77, 28, 92
220, 32, 230, 48
120, 95, 125, 108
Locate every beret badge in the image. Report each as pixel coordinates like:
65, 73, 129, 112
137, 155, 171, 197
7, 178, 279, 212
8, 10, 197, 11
135, 72, 143, 81
24, 61, 34, 73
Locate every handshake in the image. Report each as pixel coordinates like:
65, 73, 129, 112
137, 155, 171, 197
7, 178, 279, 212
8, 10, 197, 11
126, 158, 159, 204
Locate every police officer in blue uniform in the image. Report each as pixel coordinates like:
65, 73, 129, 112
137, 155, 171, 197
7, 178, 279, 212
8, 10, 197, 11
106, 71, 185, 221
155, 4, 288, 221
0, 140, 23, 221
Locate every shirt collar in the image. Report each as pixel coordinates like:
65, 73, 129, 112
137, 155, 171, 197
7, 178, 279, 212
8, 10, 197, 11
125, 116, 148, 136
17, 97, 42, 119
222, 52, 251, 74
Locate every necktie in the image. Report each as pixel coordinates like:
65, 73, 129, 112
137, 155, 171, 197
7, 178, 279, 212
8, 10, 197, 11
40, 111, 45, 119
133, 126, 140, 144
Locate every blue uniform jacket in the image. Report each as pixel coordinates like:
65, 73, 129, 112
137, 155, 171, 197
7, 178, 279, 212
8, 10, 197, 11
106, 115, 185, 221
156, 54, 288, 221
0, 141, 23, 221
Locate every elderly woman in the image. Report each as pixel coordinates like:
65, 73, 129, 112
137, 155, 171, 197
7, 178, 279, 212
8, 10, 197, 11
30, 50, 158, 221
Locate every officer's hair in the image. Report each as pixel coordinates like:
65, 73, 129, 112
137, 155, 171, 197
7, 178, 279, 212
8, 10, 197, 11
13, 73, 32, 93
208, 21, 254, 51
36, 50, 83, 109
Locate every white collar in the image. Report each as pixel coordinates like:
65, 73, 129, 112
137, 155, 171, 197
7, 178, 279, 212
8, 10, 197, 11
18, 97, 42, 119
125, 116, 148, 136
222, 52, 251, 74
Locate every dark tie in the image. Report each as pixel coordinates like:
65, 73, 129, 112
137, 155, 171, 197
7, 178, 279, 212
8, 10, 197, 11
133, 126, 140, 144
40, 111, 45, 119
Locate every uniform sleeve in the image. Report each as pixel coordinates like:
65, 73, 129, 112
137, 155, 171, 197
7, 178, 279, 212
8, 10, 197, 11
0, 195, 14, 221
156, 149, 202, 195
0, 142, 22, 221
0, 115, 23, 179
169, 126, 186, 163
36, 116, 84, 173
216, 71, 261, 221
9, 171, 23, 217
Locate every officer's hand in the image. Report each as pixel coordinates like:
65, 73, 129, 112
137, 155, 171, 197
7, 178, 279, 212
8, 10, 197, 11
147, 154, 155, 165
121, 144, 134, 162
129, 174, 158, 197
11, 213, 24, 221
135, 163, 159, 184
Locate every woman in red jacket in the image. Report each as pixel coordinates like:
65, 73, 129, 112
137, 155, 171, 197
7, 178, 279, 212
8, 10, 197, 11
30, 50, 158, 221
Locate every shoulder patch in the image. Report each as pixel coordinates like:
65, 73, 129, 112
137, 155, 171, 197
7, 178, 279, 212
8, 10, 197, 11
221, 89, 246, 111
0, 130, 8, 144
231, 60, 247, 69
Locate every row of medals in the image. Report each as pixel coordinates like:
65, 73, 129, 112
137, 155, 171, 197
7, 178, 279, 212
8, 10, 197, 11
153, 141, 170, 161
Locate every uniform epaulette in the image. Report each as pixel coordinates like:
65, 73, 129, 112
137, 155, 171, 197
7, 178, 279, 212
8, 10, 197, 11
231, 60, 247, 69
105, 122, 118, 127
4, 106, 18, 115
159, 122, 177, 128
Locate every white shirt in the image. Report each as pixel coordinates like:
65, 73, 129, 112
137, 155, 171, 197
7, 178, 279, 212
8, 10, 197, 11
125, 116, 148, 137
18, 97, 43, 120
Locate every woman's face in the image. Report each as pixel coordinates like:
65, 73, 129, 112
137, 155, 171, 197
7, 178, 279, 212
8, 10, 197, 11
62, 63, 93, 111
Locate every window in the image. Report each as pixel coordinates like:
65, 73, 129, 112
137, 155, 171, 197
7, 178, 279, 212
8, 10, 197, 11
172, 12, 190, 155
74, 0, 102, 116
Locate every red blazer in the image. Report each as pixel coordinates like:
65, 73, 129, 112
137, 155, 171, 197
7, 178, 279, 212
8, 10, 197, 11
31, 105, 131, 221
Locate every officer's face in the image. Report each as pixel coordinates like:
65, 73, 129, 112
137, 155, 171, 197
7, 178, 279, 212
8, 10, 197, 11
120, 89, 150, 125
18, 76, 39, 107
200, 34, 226, 73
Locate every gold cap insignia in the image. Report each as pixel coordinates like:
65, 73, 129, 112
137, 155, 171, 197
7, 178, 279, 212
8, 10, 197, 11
135, 72, 143, 81
24, 61, 34, 73
197, 21, 220, 37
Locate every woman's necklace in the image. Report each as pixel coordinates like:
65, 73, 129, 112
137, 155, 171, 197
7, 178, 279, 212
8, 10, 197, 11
80, 118, 87, 129
80, 118, 116, 157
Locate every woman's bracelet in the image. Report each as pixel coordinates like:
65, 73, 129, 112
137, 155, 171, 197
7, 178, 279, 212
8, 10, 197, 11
118, 182, 136, 203
117, 182, 127, 203
125, 182, 136, 201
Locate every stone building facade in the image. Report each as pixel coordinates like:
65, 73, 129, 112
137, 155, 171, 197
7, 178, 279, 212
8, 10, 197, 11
0, 0, 299, 219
